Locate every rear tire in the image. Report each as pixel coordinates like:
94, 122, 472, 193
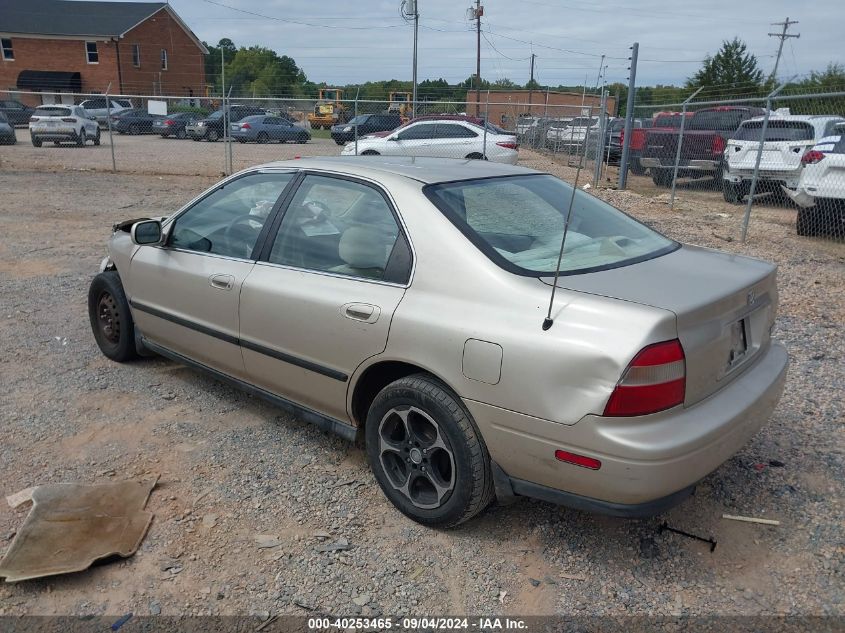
176, 129, 186, 140
76, 130, 86, 147
652, 169, 672, 187
88, 271, 138, 362
361, 150, 380, 155
93, 129, 101, 146
629, 159, 647, 175
796, 207, 819, 236
207, 129, 219, 142
257, 132, 269, 144
466, 152, 486, 160
32, 137, 42, 147
129, 124, 140, 135
365, 374, 494, 528
723, 181, 746, 205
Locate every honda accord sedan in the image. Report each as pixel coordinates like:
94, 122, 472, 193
89, 157, 788, 527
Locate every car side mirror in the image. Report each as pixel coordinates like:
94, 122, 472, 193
131, 220, 163, 245
390, 136, 400, 141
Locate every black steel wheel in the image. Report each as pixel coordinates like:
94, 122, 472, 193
366, 374, 494, 527
88, 271, 138, 362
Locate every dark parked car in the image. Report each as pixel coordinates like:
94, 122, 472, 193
230, 115, 310, 144
0, 99, 35, 126
187, 105, 266, 142
0, 112, 17, 144
112, 109, 165, 135
330, 113, 402, 144
153, 112, 203, 139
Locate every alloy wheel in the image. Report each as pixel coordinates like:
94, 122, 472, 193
378, 405, 455, 509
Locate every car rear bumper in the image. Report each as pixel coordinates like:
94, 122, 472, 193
725, 167, 802, 188
640, 158, 720, 171
465, 341, 787, 512
30, 131, 77, 140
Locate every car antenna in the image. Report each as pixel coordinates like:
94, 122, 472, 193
542, 106, 594, 331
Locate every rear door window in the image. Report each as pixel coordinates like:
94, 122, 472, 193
435, 124, 477, 138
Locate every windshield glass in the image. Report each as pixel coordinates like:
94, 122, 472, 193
424, 175, 675, 275
688, 110, 748, 131
346, 115, 369, 125
653, 115, 684, 128
34, 106, 71, 117
207, 110, 224, 120
734, 120, 814, 142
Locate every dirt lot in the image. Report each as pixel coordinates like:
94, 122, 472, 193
0, 144, 843, 620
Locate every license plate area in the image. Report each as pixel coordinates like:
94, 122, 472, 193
728, 318, 749, 369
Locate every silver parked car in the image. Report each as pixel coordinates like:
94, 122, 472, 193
88, 157, 788, 527
230, 115, 310, 144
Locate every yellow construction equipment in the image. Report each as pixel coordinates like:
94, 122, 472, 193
307, 88, 348, 130
388, 91, 413, 121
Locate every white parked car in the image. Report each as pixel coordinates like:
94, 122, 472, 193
546, 116, 598, 152
341, 120, 519, 164
722, 115, 845, 204
80, 97, 133, 124
29, 105, 101, 147
783, 132, 845, 236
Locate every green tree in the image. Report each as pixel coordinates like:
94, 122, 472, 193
686, 38, 765, 97
225, 46, 307, 97
203, 38, 236, 87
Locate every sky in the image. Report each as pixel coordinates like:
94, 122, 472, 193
169, 0, 841, 91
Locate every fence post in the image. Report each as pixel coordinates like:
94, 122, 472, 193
226, 86, 234, 175
741, 81, 788, 242
104, 82, 116, 172
354, 87, 359, 156
669, 86, 703, 210
617, 41, 638, 189
483, 89, 490, 159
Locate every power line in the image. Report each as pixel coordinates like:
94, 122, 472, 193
197, 0, 408, 30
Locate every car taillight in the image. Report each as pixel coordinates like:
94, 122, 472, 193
496, 141, 518, 149
164, 119, 174, 126
240, 122, 251, 129
712, 135, 726, 154
801, 150, 825, 165
619, 129, 624, 145
61, 117, 76, 123
603, 339, 686, 417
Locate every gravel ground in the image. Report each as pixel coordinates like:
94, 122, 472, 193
0, 152, 842, 620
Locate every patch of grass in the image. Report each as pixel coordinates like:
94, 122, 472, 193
309, 128, 332, 140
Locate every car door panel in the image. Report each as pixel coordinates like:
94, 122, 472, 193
129, 249, 255, 379
240, 267, 405, 420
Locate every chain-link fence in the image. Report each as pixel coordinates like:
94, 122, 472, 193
1, 90, 620, 186
631, 89, 845, 242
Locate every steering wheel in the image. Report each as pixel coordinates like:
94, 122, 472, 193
223, 213, 263, 259
300, 199, 331, 222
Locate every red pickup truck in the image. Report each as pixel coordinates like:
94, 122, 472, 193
640, 106, 766, 186
625, 112, 691, 175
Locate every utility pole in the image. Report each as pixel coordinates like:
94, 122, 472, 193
768, 18, 799, 82
469, 0, 483, 116
617, 41, 638, 190
527, 53, 536, 115
403, 0, 420, 111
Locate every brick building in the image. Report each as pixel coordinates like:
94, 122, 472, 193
0, 0, 207, 104
466, 90, 617, 127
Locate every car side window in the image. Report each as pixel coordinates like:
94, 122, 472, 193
435, 124, 477, 138
267, 175, 402, 281
397, 123, 437, 141
169, 172, 294, 259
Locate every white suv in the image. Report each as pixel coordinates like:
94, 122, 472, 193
29, 105, 101, 147
722, 115, 845, 204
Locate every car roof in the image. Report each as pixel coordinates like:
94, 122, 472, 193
252, 156, 540, 184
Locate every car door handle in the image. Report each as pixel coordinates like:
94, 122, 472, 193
209, 273, 234, 290
341, 302, 380, 323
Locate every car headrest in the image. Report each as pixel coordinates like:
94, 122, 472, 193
338, 226, 388, 269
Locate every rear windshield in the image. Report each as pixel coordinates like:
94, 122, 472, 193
734, 120, 814, 142
688, 110, 747, 131
34, 107, 71, 117
424, 174, 676, 276
653, 115, 684, 128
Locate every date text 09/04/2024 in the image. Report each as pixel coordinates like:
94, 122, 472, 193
307, 616, 529, 630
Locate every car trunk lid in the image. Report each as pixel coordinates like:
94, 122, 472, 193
542, 244, 777, 406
